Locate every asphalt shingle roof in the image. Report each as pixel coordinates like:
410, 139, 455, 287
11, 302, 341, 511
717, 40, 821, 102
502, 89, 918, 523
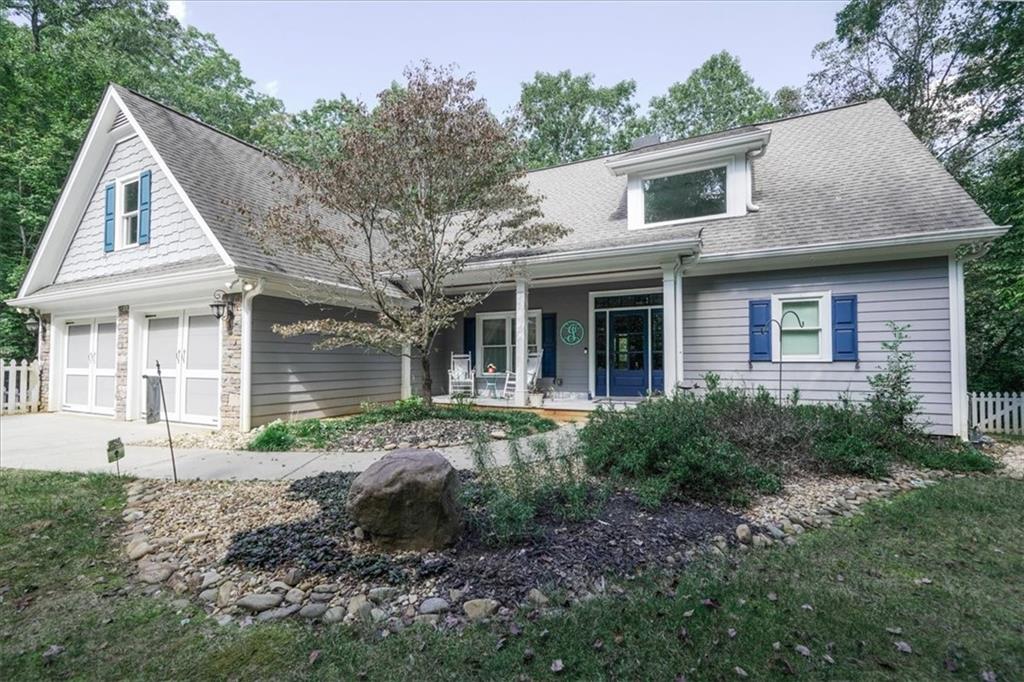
117, 87, 995, 278
526, 99, 995, 257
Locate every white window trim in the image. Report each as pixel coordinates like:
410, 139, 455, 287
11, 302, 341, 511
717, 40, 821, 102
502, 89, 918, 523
475, 309, 541, 377
115, 174, 141, 250
626, 154, 747, 230
770, 291, 832, 362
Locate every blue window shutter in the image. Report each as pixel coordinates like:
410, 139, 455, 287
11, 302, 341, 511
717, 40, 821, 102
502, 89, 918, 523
749, 299, 771, 361
832, 294, 858, 361
542, 313, 556, 377
138, 169, 152, 245
103, 183, 115, 252
463, 317, 476, 367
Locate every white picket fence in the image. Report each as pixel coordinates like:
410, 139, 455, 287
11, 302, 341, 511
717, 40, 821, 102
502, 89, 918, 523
0, 359, 40, 415
970, 391, 1024, 435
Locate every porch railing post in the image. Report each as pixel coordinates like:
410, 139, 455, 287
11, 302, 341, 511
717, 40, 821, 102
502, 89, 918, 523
514, 274, 529, 407
661, 262, 682, 394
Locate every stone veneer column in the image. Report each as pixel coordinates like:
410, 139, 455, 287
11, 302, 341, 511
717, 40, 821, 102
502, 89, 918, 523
114, 305, 130, 420
219, 293, 243, 431
37, 313, 52, 410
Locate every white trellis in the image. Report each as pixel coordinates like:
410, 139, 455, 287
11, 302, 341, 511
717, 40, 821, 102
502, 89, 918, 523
1, 359, 41, 415
970, 391, 1024, 436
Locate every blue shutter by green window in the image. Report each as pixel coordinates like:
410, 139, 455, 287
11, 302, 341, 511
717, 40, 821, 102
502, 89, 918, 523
832, 294, 858, 361
541, 313, 556, 377
749, 299, 771, 361
463, 317, 476, 367
138, 169, 152, 245
103, 183, 115, 252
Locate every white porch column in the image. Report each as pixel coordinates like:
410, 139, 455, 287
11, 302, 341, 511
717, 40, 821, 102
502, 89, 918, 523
514, 275, 529, 406
400, 343, 412, 399
661, 262, 683, 394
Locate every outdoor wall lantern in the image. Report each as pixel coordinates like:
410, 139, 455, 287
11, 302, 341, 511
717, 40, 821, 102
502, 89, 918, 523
23, 314, 39, 335
210, 289, 228, 320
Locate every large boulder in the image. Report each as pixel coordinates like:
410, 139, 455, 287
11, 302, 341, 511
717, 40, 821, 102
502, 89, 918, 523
346, 450, 460, 550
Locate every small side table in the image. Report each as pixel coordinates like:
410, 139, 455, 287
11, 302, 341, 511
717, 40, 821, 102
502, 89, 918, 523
484, 374, 498, 398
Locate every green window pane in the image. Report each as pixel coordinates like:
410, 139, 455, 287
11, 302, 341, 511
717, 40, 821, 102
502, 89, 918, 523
781, 300, 819, 328
781, 329, 820, 356
481, 319, 505, 345
643, 166, 727, 224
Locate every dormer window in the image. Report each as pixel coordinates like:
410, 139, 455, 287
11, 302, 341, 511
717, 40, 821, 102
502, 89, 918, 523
605, 127, 771, 231
642, 165, 727, 225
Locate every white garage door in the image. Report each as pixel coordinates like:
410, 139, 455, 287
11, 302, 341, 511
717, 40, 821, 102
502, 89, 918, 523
62, 319, 116, 415
143, 311, 220, 425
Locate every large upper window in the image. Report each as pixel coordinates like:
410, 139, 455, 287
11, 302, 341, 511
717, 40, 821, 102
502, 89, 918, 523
120, 178, 140, 247
642, 166, 728, 225
477, 311, 540, 375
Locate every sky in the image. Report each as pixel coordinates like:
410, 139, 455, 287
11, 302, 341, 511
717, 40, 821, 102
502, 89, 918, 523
170, 1, 845, 115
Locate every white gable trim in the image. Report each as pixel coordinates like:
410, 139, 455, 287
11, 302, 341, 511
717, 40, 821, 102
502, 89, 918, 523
16, 86, 233, 300
108, 88, 234, 268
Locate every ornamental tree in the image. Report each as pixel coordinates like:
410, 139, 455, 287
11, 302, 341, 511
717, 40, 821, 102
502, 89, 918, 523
252, 63, 566, 401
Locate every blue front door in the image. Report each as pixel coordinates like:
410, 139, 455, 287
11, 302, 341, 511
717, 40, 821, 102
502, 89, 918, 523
609, 310, 648, 396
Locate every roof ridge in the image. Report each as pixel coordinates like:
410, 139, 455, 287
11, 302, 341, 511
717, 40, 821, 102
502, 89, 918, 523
110, 82, 287, 163
526, 98, 882, 175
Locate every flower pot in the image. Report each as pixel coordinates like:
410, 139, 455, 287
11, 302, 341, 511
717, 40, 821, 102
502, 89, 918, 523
528, 392, 544, 407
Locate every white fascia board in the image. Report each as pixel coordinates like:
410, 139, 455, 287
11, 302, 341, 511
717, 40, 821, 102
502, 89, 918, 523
691, 225, 1010, 276
605, 129, 772, 177
108, 88, 235, 268
18, 87, 120, 299
8, 264, 236, 312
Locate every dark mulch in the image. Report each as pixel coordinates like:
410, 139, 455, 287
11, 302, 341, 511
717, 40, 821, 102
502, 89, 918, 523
224, 471, 749, 604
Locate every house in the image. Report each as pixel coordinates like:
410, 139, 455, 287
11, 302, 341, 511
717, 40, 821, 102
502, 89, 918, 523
9, 84, 1006, 437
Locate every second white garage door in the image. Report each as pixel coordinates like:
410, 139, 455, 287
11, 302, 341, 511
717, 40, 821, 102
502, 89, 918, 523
143, 311, 220, 425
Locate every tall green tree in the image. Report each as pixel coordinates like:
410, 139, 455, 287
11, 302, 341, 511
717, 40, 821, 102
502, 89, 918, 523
261, 96, 355, 167
648, 51, 778, 139
808, 0, 1024, 173
0, 0, 288, 357
963, 144, 1024, 392
516, 70, 647, 169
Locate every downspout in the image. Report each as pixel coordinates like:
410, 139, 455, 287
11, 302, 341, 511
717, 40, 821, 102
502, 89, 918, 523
746, 146, 766, 212
239, 277, 265, 432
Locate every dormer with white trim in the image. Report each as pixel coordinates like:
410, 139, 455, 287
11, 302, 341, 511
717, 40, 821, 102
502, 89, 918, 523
605, 128, 771, 231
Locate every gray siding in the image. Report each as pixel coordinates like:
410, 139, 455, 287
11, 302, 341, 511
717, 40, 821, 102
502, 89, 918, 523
682, 257, 953, 434
250, 296, 402, 425
56, 136, 217, 283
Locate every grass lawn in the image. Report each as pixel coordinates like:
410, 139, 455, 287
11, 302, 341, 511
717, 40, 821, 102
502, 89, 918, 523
1, 469, 1021, 680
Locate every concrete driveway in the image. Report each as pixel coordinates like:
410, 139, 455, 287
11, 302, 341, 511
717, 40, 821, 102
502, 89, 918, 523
0, 412, 568, 480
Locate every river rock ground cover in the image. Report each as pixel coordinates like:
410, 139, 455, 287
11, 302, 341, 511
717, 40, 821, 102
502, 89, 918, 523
117, 455, 962, 632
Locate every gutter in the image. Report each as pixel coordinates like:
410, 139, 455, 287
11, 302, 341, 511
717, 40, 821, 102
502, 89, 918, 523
461, 236, 702, 272
698, 225, 1010, 263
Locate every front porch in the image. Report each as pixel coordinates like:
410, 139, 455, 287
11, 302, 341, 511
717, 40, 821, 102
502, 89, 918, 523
428, 263, 686, 409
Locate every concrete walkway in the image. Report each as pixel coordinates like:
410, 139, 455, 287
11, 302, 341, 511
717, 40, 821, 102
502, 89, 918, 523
0, 412, 573, 481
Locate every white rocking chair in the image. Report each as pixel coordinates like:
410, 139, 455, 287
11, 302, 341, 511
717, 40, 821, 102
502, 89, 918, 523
502, 350, 543, 401
448, 353, 476, 397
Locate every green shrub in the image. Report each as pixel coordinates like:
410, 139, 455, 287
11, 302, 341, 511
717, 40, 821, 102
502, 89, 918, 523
580, 393, 782, 505
248, 421, 297, 451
